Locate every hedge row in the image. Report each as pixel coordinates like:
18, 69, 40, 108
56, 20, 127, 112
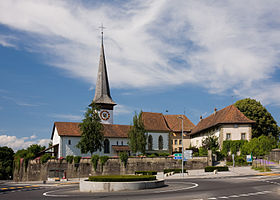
204, 166, 229, 172
135, 171, 157, 175
164, 169, 187, 174
88, 175, 156, 182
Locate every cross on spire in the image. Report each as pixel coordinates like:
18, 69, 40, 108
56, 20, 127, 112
99, 23, 106, 39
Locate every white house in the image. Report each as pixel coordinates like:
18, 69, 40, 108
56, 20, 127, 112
190, 105, 255, 148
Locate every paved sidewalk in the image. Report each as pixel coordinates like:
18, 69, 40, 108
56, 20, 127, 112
159, 165, 280, 179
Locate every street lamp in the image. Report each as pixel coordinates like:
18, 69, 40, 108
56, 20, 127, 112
178, 115, 184, 177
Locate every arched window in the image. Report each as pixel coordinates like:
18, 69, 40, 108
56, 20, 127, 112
158, 135, 163, 150
148, 135, 153, 151
104, 139, 110, 154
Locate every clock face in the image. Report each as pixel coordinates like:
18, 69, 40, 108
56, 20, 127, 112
100, 110, 110, 121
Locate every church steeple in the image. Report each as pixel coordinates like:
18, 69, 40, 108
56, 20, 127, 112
93, 29, 116, 107
93, 27, 116, 124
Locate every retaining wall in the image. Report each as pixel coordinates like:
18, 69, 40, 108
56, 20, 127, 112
13, 157, 208, 182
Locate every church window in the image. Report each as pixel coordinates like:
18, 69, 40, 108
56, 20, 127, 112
117, 141, 118, 145
68, 140, 71, 145
179, 140, 182, 145
175, 140, 177, 145
121, 141, 123, 146
158, 135, 163, 150
104, 139, 110, 154
148, 135, 153, 151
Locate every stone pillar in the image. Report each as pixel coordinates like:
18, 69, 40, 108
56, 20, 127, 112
208, 150, 213, 166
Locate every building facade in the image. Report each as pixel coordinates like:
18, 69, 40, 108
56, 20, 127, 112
190, 105, 255, 148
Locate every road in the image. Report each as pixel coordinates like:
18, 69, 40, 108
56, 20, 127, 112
1, 176, 280, 200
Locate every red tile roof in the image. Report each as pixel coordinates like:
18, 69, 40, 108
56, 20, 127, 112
191, 105, 255, 135
52, 122, 130, 138
141, 112, 170, 132
164, 115, 195, 132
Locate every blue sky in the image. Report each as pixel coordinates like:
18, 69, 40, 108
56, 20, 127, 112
0, 0, 280, 151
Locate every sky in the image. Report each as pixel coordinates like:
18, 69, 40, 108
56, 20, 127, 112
0, 0, 280, 151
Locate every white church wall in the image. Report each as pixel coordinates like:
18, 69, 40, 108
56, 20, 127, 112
57, 136, 129, 158
146, 132, 169, 150
52, 127, 62, 157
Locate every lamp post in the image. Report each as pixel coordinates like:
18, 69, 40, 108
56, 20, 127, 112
178, 115, 184, 177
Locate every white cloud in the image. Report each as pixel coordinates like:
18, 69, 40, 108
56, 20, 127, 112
114, 104, 134, 116
50, 113, 82, 121
0, 135, 50, 151
0, 0, 280, 105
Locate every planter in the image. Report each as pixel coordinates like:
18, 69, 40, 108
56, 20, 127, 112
80, 179, 165, 192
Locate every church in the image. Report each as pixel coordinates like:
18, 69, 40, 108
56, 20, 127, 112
50, 32, 254, 159
50, 32, 174, 158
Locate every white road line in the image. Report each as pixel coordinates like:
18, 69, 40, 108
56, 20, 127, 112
43, 182, 199, 197
228, 195, 239, 198
208, 198, 217, 199
218, 196, 229, 199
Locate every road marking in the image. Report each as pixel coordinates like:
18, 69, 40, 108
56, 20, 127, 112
44, 182, 199, 197
208, 198, 217, 199
218, 196, 229, 199
228, 195, 239, 198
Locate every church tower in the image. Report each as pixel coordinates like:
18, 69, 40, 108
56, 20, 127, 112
93, 30, 116, 124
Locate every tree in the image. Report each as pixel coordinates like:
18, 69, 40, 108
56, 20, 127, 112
202, 135, 219, 152
0, 146, 14, 179
77, 102, 104, 155
241, 134, 277, 156
234, 98, 279, 138
128, 111, 147, 154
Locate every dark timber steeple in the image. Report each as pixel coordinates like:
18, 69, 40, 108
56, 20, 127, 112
93, 28, 116, 110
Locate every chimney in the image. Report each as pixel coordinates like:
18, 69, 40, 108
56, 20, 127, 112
214, 108, 217, 115
200, 116, 203, 121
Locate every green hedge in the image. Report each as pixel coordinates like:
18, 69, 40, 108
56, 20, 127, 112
204, 166, 229, 172
135, 171, 157, 175
88, 175, 156, 182
164, 168, 187, 174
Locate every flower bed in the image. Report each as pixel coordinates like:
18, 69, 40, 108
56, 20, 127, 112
88, 175, 156, 182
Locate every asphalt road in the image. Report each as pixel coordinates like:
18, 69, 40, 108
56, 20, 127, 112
1, 176, 280, 200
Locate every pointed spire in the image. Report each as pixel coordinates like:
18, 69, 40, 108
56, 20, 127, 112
93, 29, 116, 106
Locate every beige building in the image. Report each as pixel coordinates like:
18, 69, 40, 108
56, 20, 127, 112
190, 105, 255, 148
164, 115, 195, 153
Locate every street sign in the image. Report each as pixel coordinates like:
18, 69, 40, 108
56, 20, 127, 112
246, 155, 252, 163
174, 153, 182, 157
184, 150, 193, 159
174, 156, 182, 160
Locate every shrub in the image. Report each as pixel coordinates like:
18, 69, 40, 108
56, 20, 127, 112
88, 175, 156, 182
99, 156, 109, 171
204, 166, 229, 172
158, 152, 170, 157
66, 155, 74, 164
91, 155, 99, 171
164, 169, 187, 174
74, 156, 81, 164
40, 154, 51, 164
119, 152, 129, 167
135, 171, 157, 175
199, 147, 208, 156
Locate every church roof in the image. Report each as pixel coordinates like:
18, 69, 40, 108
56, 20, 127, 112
93, 35, 116, 105
141, 112, 170, 132
191, 105, 255, 135
164, 114, 195, 132
52, 122, 130, 138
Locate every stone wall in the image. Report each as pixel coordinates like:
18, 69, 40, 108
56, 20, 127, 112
267, 149, 280, 162
13, 157, 208, 182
